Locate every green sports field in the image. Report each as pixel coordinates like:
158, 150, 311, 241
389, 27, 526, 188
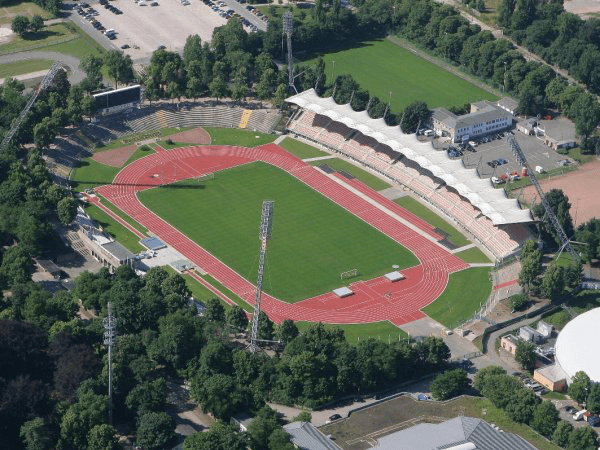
305, 39, 497, 112
138, 162, 418, 302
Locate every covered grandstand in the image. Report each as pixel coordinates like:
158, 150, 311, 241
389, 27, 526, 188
285, 89, 533, 260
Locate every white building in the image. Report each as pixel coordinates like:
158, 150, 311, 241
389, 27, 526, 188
432, 100, 513, 143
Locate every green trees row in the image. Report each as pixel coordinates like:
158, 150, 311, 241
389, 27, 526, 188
474, 366, 598, 449
11, 15, 44, 36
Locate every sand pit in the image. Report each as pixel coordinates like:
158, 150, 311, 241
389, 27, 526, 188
167, 127, 211, 145
522, 159, 600, 227
92, 145, 138, 168
0, 27, 13, 43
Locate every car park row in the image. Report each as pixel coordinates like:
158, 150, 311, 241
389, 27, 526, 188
76, 1, 121, 40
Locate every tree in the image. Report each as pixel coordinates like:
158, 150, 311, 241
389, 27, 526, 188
571, 92, 600, 143
586, 383, 600, 414
553, 420, 573, 447
104, 50, 135, 89
11, 16, 30, 36
136, 412, 175, 450
33, 116, 56, 150
258, 310, 274, 340
532, 189, 574, 247
518, 240, 542, 291
568, 371, 591, 405
567, 426, 598, 450
541, 261, 565, 301
79, 54, 103, 92
226, 305, 249, 331
20, 417, 53, 450
183, 421, 247, 450
125, 378, 168, 417
430, 369, 470, 400
205, 298, 226, 323
293, 410, 312, 422
209, 76, 228, 102
400, 101, 431, 133
505, 387, 539, 424
530, 400, 559, 437
268, 428, 295, 450
272, 84, 288, 109
510, 293, 528, 311
190, 373, 246, 420
57, 197, 77, 225
29, 15, 44, 33
473, 365, 506, 392
87, 424, 121, 450
248, 406, 280, 450
276, 319, 299, 344
515, 339, 536, 371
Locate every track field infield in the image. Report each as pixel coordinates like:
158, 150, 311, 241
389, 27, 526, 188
138, 161, 418, 303
304, 39, 497, 112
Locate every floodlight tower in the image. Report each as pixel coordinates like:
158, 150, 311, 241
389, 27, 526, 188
250, 200, 274, 353
103, 302, 117, 424
282, 11, 295, 92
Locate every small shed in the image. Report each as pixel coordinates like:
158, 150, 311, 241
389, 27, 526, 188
517, 118, 537, 136
500, 334, 519, 355
536, 321, 553, 339
519, 325, 544, 344
231, 412, 253, 432
333, 287, 353, 298
497, 97, 519, 115
384, 271, 405, 282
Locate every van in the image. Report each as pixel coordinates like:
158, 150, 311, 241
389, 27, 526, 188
423, 130, 434, 137
574, 410, 588, 421
104, 29, 115, 35
468, 141, 477, 147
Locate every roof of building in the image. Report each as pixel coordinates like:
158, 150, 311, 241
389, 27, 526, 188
535, 364, 567, 382
432, 108, 457, 124
283, 422, 342, 450
556, 307, 600, 382
101, 241, 135, 262
502, 334, 519, 344
35, 259, 61, 274
538, 118, 577, 143
333, 287, 353, 297
373, 416, 538, 450
384, 271, 405, 281
520, 325, 536, 335
286, 89, 532, 225
454, 103, 511, 129
497, 97, 519, 111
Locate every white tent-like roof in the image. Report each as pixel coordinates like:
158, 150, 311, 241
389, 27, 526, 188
555, 308, 600, 383
287, 89, 532, 225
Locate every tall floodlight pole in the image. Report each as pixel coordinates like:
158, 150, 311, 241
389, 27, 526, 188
506, 135, 579, 262
282, 12, 295, 92
250, 200, 274, 353
103, 302, 117, 424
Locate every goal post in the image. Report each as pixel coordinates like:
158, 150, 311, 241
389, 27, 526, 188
195, 172, 215, 182
340, 268, 359, 280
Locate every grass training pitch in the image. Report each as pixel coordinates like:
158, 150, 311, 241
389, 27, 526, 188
309, 158, 391, 191
296, 320, 408, 344
138, 161, 418, 302
279, 137, 328, 159
304, 39, 497, 112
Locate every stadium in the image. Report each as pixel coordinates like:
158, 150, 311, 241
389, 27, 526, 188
60, 84, 538, 330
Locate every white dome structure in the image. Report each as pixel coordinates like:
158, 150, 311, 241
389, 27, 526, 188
555, 307, 600, 383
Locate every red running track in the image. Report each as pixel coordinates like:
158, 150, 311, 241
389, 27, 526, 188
96, 144, 469, 326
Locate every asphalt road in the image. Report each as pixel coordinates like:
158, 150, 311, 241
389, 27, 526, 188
0, 51, 85, 83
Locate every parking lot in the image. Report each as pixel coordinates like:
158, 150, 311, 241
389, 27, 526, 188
71, 0, 228, 61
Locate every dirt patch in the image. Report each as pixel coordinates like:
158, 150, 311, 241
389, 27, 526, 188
521, 159, 600, 227
565, 0, 600, 18
92, 145, 137, 168
167, 127, 211, 145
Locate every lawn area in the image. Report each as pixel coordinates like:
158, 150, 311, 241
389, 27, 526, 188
541, 289, 600, 330
304, 39, 497, 112
455, 246, 491, 264
0, 23, 79, 54
71, 145, 156, 192
393, 196, 470, 247
296, 320, 407, 344
83, 203, 145, 253
423, 267, 492, 328
278, 137, 328, 159
93, 128, 187, 151
204, 127, 276, 147
202, 275, 252, 312
34, 22, 106, 59
310, 157, 391, 191
0, 2, 53, 25
138, 162, 418, 302
0, 59, 52, 78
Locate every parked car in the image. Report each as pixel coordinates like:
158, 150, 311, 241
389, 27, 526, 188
574, 410, 588, 421
588, 416, 600, 427
564, 406, 576, 413
487, 160, 499, 168
497, 158, 508, 165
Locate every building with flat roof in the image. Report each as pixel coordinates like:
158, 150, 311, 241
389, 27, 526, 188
500, 334, 519, 355
534, 364, 567, 392
497, 96, 519, 115
372, 416, 538, 450
432, 100, 513, 143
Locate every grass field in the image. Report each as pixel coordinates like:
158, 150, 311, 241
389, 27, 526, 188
296, 320, 408, 344
540, 289, 600, 330
138, 162, 418, 302
423, 267, 492, 328
309, 157, 391, 191
0, 59, 52, 78
97, 194, 148, 235
304, 39, 497, 112
83, 203, 145, 253
278, 137, 329, 159
0, 2, 53, 25
454, 246, 491, 264
204, 128, 276, 147
0, 23, 79, 54
202, 274, 253, 312
393, 196, 470, 247
71, 145, 156, 192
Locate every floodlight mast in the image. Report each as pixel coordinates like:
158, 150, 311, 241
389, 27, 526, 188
250, 201, 274, 353
0, 62, 62, 152
103, 302, 117, 424
505, 135, 579, 262
282, 12, 295, 92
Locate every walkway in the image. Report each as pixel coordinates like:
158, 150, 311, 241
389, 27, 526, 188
96, 144, 469, 326
0, 51, 85, 83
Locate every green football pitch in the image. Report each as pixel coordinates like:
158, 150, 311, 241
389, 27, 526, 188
138, 162, 418, 303
304, 39, 497, 112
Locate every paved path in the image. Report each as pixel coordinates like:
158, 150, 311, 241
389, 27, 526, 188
302, 155, 337, 162
0, 50, 85, 83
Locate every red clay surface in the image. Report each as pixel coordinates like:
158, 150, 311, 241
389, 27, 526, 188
522, 159, 600, 227
96, 144, 469, 325
167, 127, 211, 145
92, 145, 138, 168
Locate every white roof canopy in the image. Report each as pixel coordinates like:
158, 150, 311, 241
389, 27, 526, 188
287, 89, 532, 225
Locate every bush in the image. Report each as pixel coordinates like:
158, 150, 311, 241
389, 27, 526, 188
510, 294, 528, 312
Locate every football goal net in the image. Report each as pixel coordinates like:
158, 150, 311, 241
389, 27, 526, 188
340, 269, 359, 280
